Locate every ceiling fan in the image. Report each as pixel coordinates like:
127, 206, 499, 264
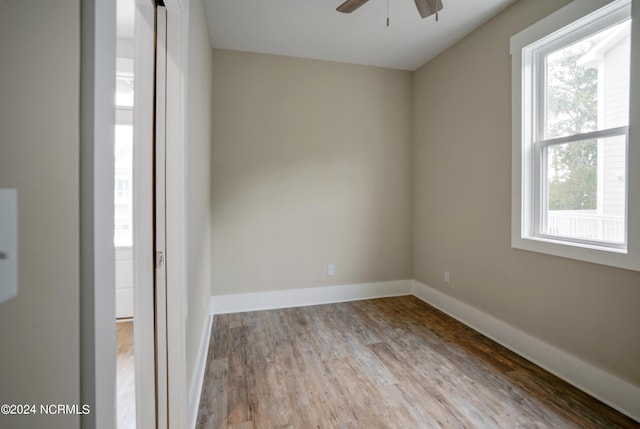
337, 0, 443, 19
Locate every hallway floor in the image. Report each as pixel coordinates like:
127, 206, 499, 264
117, 320, 136, 429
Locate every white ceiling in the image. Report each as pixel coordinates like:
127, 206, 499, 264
204, 0, 517, 71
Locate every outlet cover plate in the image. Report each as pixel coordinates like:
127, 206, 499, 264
327, 264, 335, 276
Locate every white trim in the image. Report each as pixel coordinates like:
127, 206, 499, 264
211, 280, 413, 315
165, 0, 190, 426
188, 313, 213, 429
411, 280, 640, 423
115, 288, 134, 318
80, 0, 116, 427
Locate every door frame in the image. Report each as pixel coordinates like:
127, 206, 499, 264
163, 0, 190, 426
80, 0, 189, 426
80, 0, 116, 427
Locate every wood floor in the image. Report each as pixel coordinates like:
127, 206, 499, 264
196, 296, 639, 429
117, 320, 136, 429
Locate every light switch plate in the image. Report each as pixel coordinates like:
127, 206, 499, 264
0, 189, 17, 304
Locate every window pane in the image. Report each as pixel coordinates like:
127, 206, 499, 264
545, 20, 630, 139
115, 125, 133, 247
543, 135, 626, 244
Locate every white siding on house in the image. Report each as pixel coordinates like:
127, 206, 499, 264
602, 136, 626, 216
600, 30, 629, 217
603, 35, 631, 129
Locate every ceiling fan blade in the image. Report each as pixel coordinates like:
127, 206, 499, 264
337, 0, 370, 14
414, 0, 443, 19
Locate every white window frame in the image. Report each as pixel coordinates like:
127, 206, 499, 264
511, 0, 640, 271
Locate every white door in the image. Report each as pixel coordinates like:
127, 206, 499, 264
132, 1, 169, 427
153, 4, 169, 427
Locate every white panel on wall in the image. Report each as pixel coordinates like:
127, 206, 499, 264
0, 189, 17, 304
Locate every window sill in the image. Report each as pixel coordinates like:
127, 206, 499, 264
511, 234, 639, 271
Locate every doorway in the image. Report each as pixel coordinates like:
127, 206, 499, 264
115, 0, 137, 427
81, 0, 188, 426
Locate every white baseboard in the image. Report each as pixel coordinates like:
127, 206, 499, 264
115, 288, 134, 319
188, 313, 213, 429
411, 280, 640, 423
210, 279, 412, 315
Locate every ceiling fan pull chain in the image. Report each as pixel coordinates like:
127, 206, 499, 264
436, 12, 439, 22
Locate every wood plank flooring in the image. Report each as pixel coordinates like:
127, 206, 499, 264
196, 296, 639, 429
117, 320, 136, 429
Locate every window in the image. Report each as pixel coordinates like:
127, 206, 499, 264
115, 178, 131, 199
511, 0, 640, 271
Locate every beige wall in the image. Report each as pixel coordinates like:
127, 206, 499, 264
211, 49, 413, 295
413, 0, 640, 386
0, 1, 81, 428
186, 0, 214, 395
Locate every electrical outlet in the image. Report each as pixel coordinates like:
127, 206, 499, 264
327, 264, 335, 276
444, 271, 450, 284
